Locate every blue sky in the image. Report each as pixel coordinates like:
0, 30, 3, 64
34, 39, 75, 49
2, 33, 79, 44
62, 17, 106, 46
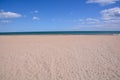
0, 0, 120, 32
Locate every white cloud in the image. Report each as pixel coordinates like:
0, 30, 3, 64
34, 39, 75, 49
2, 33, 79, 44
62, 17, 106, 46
76, 18, 100, 24
86, 18, 100, 23
31, 10, 39, 14
32, 16, 40, 21
101, 7, 120, 20
86, 0, 119, 5
0, 20, 11, 23
0, 11, 22, 19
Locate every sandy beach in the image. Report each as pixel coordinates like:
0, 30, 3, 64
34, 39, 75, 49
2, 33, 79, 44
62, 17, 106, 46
0, 35, 120, 80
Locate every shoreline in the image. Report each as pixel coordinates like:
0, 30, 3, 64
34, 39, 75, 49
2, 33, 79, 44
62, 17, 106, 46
0, 34, 120, 37
0, 31, 120, 35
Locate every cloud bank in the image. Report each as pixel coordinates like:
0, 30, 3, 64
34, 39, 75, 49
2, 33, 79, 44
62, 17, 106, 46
76, 7, 120, 27
101, 7, 120, 20
86, 0, 119, 5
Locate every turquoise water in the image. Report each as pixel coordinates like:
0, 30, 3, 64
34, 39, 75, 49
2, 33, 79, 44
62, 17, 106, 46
0, 31, 120, 35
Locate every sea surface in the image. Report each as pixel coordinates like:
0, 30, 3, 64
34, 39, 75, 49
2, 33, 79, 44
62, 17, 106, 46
0, 31, 120, 35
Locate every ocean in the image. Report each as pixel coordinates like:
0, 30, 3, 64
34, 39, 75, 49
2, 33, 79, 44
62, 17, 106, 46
0, 31, 120, 35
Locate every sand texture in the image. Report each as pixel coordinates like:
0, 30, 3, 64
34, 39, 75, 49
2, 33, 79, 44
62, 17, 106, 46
0, 35, 120, 80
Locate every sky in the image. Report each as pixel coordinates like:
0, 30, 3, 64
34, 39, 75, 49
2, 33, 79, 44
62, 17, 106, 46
0, 0, 120, 32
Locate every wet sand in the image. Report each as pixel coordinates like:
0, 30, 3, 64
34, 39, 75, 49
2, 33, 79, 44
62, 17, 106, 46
0, 35, 120, 80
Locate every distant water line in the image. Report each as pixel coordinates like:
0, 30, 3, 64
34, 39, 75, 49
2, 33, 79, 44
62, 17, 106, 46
0, 31, 120, 35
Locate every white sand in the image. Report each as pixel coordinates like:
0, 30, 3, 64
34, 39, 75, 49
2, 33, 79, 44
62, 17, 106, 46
0, 35, 120, 80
